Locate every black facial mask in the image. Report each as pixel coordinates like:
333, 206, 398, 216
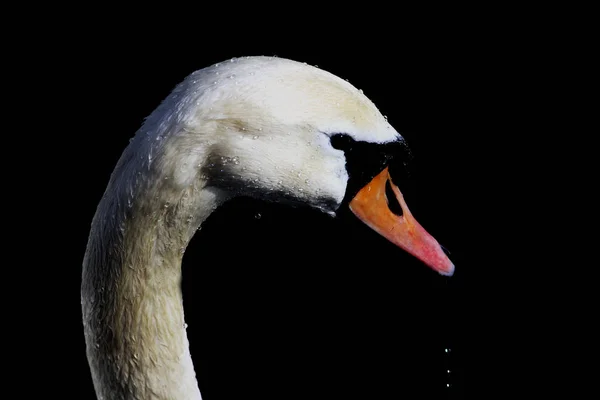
329, 133, 414, 205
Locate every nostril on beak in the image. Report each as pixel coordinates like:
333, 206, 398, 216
384, 179, 404, 217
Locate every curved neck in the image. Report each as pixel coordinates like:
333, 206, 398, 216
82, 161, 226, 400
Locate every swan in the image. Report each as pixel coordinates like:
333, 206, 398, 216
81, 56, 454, 400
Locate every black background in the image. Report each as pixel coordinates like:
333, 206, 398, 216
70, 21, 499, 400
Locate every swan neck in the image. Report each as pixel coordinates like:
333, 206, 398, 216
82, 178, 224, 400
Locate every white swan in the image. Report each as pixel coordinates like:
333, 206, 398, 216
82, 56, 454, 400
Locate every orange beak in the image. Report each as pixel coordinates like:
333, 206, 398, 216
349, 167, 454, 276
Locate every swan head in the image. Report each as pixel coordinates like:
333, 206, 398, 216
134, 56, 454, 276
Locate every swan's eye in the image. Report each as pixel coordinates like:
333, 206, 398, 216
385, 179, 404, 217
329, 133, 354, 153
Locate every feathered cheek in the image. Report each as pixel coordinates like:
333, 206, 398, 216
333, 161, 349, 201
312, 155, 347, 206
